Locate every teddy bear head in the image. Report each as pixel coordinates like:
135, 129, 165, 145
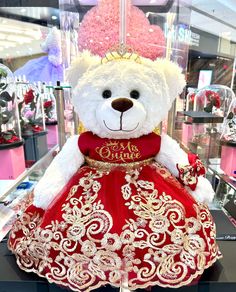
67, 51, 185, 139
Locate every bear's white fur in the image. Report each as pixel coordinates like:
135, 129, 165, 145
33, 136, 84, 209
33, 51, 215, 209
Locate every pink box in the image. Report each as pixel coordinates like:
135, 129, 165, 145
220, 145, 236, 177
0, 145, 26, 180
182, 123, 193, 146
46, 124, 58, 147
182, 123, 205, 146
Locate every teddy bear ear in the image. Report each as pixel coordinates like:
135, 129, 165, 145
154, 59, 186, 103
66, 50, 101, 88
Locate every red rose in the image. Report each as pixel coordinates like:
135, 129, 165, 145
24, 89, 35, 104
213, 95, 221, 108
210, 92, 221, 108
6, 135, 20, 143
0, 134, 19, 144
32, 125, 43, 132
205, 90, 221, 108
189, 92, 195, 104
0, 137, 5, 144
44, 101, 53, 108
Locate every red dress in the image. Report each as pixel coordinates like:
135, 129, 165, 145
8, 132, 221, 291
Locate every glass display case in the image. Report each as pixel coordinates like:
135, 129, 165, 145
16, 82, 48, 166
220, 98, 236, 177
59, 0, 192, 139
42, 84, 57, 125
181, 85, 236, 164
194, 85, 234, 117
182, 88, 197, 145
59, 0, 191, 66
186, 88, 197, 111
0, 64, 25, 179
42, 83, 58, 148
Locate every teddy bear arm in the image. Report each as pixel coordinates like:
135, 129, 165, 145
33, 135, 85, 210
186, 176, 215, 204
155, 134, 215, 204
155, 133, 189, 176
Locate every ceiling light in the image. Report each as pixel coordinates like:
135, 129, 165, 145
0, 40, 16, 47
0, 25, 41, 40
7, 35, 32, 43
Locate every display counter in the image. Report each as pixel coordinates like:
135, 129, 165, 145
0, 146, 58, 241
0, 210, 235, 292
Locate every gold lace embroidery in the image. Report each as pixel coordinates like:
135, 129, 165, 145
9, 164, 222, 291
95, 140, 141, 163
85, 156, 154, 171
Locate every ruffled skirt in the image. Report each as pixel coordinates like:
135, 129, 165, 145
8, 162, 222, 291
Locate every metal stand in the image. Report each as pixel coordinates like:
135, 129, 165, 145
54, 82, 66, 150
73, 109, 79, 135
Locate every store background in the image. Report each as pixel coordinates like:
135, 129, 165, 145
0, 1, 236, 290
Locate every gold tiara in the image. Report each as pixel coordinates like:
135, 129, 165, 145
101, 50, 142, 64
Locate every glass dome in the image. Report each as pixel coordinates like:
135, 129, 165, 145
16, 82, 46, 136
193, 85, 235, 117
220, 98, 236, 144
0, 63, 22, 149
186, 88, 197, 111
42, 84, 57, 125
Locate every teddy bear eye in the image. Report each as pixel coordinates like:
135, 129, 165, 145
102, 89, 112, 99
130, 90, 140, 99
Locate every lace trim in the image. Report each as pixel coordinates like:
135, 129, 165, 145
8, 246, 221, 291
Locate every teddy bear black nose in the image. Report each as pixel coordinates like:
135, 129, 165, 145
111, 98, 133, 112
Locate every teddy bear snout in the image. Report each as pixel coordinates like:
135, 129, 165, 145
111, 98, 133, 113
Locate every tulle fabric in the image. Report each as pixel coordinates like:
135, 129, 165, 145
14, 56, 63, 85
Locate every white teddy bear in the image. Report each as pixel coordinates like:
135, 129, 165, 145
34, 51, 215, 209
9, 51, 221, 292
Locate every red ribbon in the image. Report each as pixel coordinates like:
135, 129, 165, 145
177, 153, 205, 191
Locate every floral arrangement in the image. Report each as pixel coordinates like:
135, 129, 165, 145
0, 67, 20, 146
186, 91, 196, 110
42, 85, 57, 124
44, 99, 57, 124
189, 92, 196, 104
193, 89, 221, 113
204, 90, 221, 112
78, 0, 165, 60
18, 87, 44, 135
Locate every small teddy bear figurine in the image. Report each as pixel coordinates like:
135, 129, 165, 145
9, 51, 221, 291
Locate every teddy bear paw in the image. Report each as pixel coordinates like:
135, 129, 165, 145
188, 176, 215, 205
